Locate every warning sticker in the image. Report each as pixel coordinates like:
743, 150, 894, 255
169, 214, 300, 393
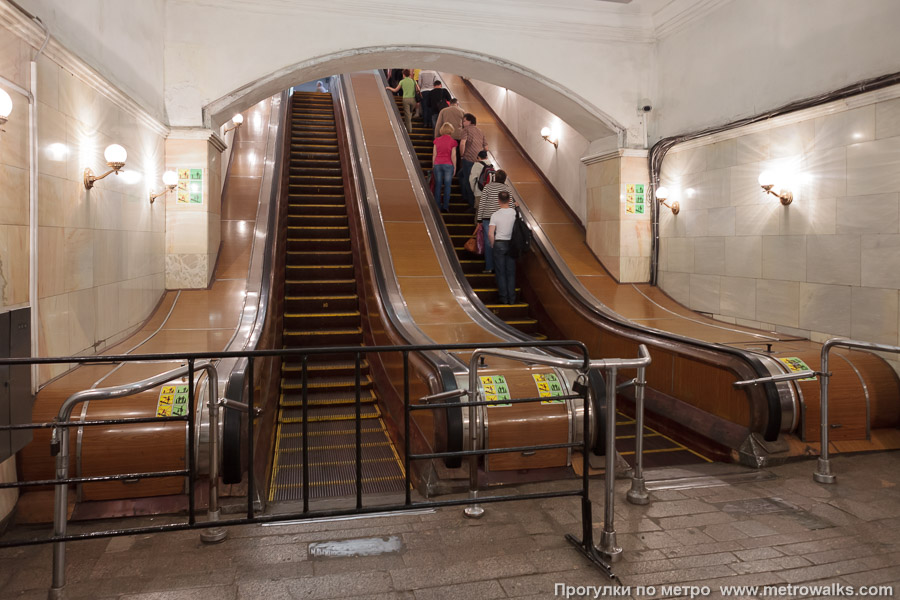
778, 357, 817, 381
533, 373, 565, 404
157, 384, 191, 417
480, 375, 511, 407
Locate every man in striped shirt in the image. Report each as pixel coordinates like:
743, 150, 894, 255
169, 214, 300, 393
477, 170, 511, 273
458, 113, 488, 212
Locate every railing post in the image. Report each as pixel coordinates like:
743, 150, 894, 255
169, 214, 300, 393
49, 421, 68, 600
627, 363, 650, 505
201, 364, 226, 543
403, 351, 411, 506
187, 359, 196, 526
464, 350, 484, 518
814, 342, 837, 484
598, 366, 622, 563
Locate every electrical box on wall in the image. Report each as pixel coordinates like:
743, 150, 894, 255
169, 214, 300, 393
0, 308, 33, 462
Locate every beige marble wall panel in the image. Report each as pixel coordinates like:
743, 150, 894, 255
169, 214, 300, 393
0, 165, 28, 226
657, 238, 668, 271
851, 287, 899, 345
0, 98, 28, 170
64, 228, 93, 293
0, 28, 30, 88
680, 209, 708, 238
93, 282, 119, 343
730, 162, 765, 206
805, 146, 846, 200
847, 136, 900, 197
696, 168, 732, 209
67, 287, 96, 355
93, 229, 125, 287
725, 236, 762, 278
875, 97, 900, 140
693, 237, 725, 275
665, 237, 694, 273
778, 197, 836, 235
587, 158, 619, 188
814, 106, 875, 151
835, 193, 900, 235
0, 225, 28, 307
720, 276, 757, 318
38, 293, 69, 380
799, 282, 851, 336
60, 74, 118, 141
707, 207, 735, 237
37, 175, 70, 229
689, 274, 721, 314
166, 211, 209, 255
806, 235, 861, 286
762, 235, 806, 281
37, 102, 68, 179
770, 120, 815, 159
756, 279, 800, 328
36, 54, 60, 110
38, 227, 66, 298
861, 234, 900, 289
735, 203, 780, 236
706, 138, 737, 171
620, 256, 650, 283
599, 184, 620, 222
662, 145, 707, 178
658, 270, 690, 306
620, 220, 651, 258
659, 207, 686, 238
734, 130, 770, 165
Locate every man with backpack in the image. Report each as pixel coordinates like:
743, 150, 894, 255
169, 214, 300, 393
425, 80, 452, 128
488, 191, 518, 305
476, 168, 509, 273
468, 151, 493, 215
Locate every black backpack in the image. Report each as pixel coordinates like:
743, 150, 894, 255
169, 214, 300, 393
508, 207, 532, 259
476, 164, 495, 191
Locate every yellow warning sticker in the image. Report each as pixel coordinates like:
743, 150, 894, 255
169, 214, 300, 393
534, 373, 565, 404
481, 375, 511, 407
157, 384, 191, 417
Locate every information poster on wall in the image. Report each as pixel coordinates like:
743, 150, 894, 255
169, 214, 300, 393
156, 384, 190, 417
625, 183, 645, 215
176, 168, 204, 204
778, 357, 817, 381
533, 373, 565, 405
481, 375, 511, 407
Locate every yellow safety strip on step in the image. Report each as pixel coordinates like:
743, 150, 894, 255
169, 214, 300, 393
280, 411, 381, 423
284, 312, 360, 318
615, 433, 661, 440
615, 411, 712, 462
284, 328, 362, 335
271, 475, 405, 490
268, 420, 286, 502
274, 456, 400, 469
380, 419, 409, 482
279, 426, 383, 438
277, 441, 391, 453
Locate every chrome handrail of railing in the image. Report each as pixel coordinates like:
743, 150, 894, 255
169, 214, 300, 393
816, 338, 900, 484
49, 362, 220, 599
459, 344, 651, 563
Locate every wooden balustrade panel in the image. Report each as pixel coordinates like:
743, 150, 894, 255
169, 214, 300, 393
481, 369, 569, 471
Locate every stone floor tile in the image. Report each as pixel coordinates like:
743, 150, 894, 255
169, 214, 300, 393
120, 585, 238, 600
413, 580, 506, 600
730, 519, 780, 538
660, 541, 743, 559
498, 571, 611, 598
390, 555, 534, 591
731, 554, 812, 575
732, 546, 783, 561
655, 511, 735, 529
619, 564, 736, 587
645, 499, 719, 518
702, 523, 750, 542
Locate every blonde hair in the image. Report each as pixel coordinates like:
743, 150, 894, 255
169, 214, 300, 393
440, 123, 454, 136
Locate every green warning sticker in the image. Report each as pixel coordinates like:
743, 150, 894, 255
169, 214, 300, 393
157, 384, 191, 417
481, 375, 511, 407
779, 357, 817, 381
534, 373, 565, 404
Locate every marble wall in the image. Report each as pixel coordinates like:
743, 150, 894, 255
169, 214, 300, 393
658, 87, 900, 365
0, 21, 168, 383
164, 133, 223, 289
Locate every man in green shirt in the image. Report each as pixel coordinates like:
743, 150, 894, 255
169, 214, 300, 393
385, 69, 419, 132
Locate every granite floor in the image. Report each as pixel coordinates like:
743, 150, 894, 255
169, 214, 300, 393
1, 452, 899, 599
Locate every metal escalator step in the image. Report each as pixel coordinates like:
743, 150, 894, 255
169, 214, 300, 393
279, 402, 380, 422
282, 359, 370, 375
282, 375, 373, 392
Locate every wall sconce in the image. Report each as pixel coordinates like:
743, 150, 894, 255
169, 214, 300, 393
758, 170, 793, 205
223, 113, 244, 134
0, 88, 12, 132
149, 170, 178, 204
84, 144, 127, 190
540, 126, 558, 149
655, 186, 679, 215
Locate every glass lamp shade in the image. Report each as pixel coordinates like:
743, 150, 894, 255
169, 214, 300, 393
655, 186, 669, 200
758, 170, 775, 187
0, 88, 12, 119
104, 144, 127, 165
540, 126, 551, 138
232, 113, 244, 124
162, 170, 178, 186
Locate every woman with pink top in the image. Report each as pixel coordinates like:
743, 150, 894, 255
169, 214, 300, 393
432, 122, 458, 212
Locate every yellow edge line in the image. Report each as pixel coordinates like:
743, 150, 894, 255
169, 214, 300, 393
269, 420, 285, 503
272, 475, 405, 490
275, 456, 399, 469
615, 412, 712, 462
380, 418, 409, 486
276, 441, 391, 453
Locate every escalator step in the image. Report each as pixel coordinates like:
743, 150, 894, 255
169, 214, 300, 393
280, 403, 380, 423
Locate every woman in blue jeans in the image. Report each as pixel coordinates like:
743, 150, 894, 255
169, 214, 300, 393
432, 123, 458, 211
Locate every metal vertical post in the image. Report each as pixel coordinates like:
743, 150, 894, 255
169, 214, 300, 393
580, 373, 594, 548
464, 351, 484, 518
627, 363, 650, 505
201, 365, 226, 543
598, 367, 622, 562
187, 359, 196, 526
814, 343, 836, 484
247, 358, 255, 519
302, 356, 309, 512
355, 352, 363, 509
403, 351, 411, 506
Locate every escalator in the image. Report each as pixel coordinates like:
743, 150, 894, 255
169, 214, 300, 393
397, 97, 545, 339
268, 91, 406, 502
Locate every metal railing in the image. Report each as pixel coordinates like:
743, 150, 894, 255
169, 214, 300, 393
0, 340, 651, 595
734, 336, 900, 484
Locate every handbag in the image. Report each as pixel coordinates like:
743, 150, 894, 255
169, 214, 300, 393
474, 222, 484, 254
463, 236, 478, 254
